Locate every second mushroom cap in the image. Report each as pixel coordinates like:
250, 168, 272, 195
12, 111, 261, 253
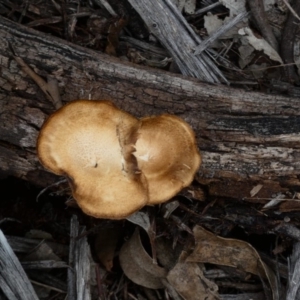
135, 114, 201, 204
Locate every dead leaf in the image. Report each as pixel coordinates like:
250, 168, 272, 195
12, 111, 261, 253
272, 243, 287, 255
180, 186, 206, 201
238, 43, 255, 69
204, 13, 245, 40
105, 18, 128, 56
94, 228, 120, 271
127, 48, 172, 68
203, 0, 248, 41
156, 237, 182, 270
87, 16, 110, 35
220, 0, 246, 17
238, 27, 283, 63
246, 63, 268, 79
22, 242, 60, 262
279, 200, 300, 212
186, 226, 280, 300
119, 229, 167, 289
126, 212, 157, 264
167, 262, 219, 300
25, 230, 53, 240
126, 211, 151, 233
162, 201, 180, 219
250, 184, 263, 197
262, 193, 286, 210
171, 0, 196, 14
188, 225, 263, 275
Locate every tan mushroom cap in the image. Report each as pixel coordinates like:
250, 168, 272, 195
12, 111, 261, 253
37, 100, 148, 219
134, 114, 201, 205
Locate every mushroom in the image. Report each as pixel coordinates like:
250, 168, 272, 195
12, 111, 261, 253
37, 100, 201, 219
134, 114, 201, 204
37, 100, 148, 219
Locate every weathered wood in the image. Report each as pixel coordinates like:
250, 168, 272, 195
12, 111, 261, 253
0, 230, 39, 300
287, 242, 300, 299
1, 16, 300, 201
127, 0, 226, 83
68, 215, 92, 300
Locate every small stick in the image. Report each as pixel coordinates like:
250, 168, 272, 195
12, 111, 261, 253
282, 0, 300, 22
10, 44, 62, 109
247, 0, 278, 51
280, 0, 300, 83
13, 56, 62, 109
194, 11, 248, 55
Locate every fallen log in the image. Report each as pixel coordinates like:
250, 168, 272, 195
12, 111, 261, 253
1, 16, 300, 201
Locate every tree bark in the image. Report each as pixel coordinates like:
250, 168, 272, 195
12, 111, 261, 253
1, 16, 300, 200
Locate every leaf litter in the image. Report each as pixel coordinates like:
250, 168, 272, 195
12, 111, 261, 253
117, 223, 282, 299
1, 0, 300, 299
